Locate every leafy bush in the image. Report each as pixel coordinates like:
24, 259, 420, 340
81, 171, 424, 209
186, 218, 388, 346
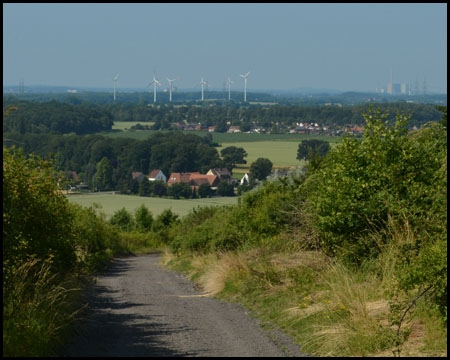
303, 107, 446, 261
134, 204, 154, 232
302, 107, 447, 320
216, 181, 235, 196
3, 147, 77, 282
109, 207, 135, 232
71, 203, 122, 271
169, 177, 304, 254
170, 205, 248, 254
198, 182, 213, 198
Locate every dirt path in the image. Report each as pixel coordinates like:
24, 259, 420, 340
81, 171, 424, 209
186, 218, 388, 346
61, 254, 307, 357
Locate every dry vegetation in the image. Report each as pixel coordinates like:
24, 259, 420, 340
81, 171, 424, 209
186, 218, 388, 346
161, 247, 447, 357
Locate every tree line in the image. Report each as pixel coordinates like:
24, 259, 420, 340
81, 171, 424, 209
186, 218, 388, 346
3, 96, 445, 136
3, 129, 256, 196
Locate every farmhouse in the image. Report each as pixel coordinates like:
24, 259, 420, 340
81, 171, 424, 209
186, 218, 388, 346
227, 125, 241, 133
132, 171, 146, 182
167, 171, 220, 189
207, 168, 232, 184
148, 169, 167, 182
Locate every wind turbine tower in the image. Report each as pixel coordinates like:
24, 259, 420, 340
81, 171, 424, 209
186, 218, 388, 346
113, 73, 119, 102
200, 76, 208, 101
149, 73, 162, 103
227, 76, 233, 101
167, 78, 176, 102
240, 72, 250, 102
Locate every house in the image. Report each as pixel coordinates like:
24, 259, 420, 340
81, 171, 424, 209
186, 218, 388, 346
147, 169, 167, 183
188, 173, 220, 188
227, 125, 241, 133
167, 172, 197, 186
132, 171, 146, 182
167, 172, 220, 189
207, 168, 232, 184
240, 173, 250, 185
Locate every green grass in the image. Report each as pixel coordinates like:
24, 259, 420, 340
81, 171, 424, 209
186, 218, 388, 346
212, 131, 341, 144
217, 140, 304, 168
112, 121, 154, 131
102, 126, 342, 167
66, 193, 239, 220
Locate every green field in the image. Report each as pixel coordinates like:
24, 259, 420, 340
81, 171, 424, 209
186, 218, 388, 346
218, 140, 302, 168
66, 193, 239, 220
106, 125, 340, 169
112, 121, 154, 131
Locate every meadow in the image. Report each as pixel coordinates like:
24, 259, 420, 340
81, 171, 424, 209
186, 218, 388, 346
108, 122, 341, 171
66, 193, 239, 220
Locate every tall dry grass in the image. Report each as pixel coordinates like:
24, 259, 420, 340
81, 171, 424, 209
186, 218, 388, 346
3, 258, 84, 356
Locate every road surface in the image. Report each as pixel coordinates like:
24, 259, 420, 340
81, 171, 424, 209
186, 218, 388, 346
61, 254, 307, 357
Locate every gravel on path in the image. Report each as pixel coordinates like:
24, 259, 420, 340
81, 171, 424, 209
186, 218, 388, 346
61, 254, 307, 357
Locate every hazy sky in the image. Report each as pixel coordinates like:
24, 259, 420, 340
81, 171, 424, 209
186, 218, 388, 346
3, 3, 447, 93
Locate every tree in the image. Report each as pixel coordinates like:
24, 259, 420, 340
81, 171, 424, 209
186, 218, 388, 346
296, 139, 330, 161
152, 180, 167, 197
249, 158, 273, 184
134, 204, 153, 232
138, 178, 151, 197
436, 105, 447, 128
217, 181, 235, 196
198, 183, 213, 198
221, 146, 248, 170
167, 182, 192, 199
95, 157, 113, 191
109, 207, 134, 232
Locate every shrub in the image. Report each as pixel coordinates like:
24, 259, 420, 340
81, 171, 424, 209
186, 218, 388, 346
109, 207, 135, 232
3, 147, 77, 282
303, 107, 446, 263
302, 107, 447, 321
70, 203, 122, 271
134, 204, 154, 232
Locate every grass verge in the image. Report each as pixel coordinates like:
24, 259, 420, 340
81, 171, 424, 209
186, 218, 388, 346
161, 241, 447, 357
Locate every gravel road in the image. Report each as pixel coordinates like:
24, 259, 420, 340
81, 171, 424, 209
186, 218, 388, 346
61, 254, 307, 357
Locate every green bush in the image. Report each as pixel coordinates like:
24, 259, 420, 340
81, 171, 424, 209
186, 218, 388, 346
70, 203, 122, 271
302, 107, 447, 321
134, 204, 154, 232
3, 147, 77, 282
303, 107, 446, 261
109, 207, 135, 232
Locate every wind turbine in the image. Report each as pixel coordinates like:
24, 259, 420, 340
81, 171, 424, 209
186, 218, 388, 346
227, 76, 233, 101
240, 72, 250, 102
167, 77, 176, 102
200, 76, 208, 101
148, 72, 161, 103
113, 73, 119, 102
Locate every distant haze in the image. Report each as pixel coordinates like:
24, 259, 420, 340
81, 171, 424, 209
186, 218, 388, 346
3, 3, 447, 94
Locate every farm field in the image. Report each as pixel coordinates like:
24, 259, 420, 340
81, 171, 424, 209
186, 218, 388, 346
112, 121, 154, 131
218, 140, 303, 168
106, 124, 340, 169
66, 193, 239, 220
